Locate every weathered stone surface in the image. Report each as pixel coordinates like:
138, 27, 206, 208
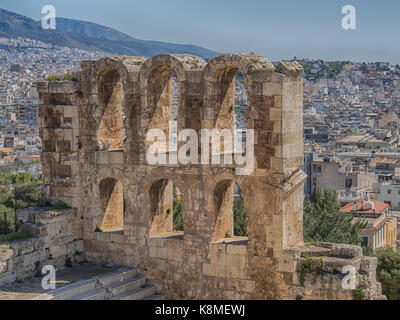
33, 53, 384, 300
0, 208, 84, 283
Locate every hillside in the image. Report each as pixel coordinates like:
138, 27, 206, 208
0, 8, 218, 59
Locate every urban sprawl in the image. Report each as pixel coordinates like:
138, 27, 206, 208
1, 37, 400, 250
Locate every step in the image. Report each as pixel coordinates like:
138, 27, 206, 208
45, 279, 98, 300
97, 268, 136, 287
65, 287, 108, 300
373, 295, 388, 300
106, 276, 146, 296
140, 294, 165, 301
112, 285, 155, 300
0, 272, 16, 287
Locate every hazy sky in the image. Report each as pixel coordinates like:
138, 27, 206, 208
1, 0, 400, 63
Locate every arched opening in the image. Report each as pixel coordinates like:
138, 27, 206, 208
98, 178, 124, 233
147, 67, 180, 156
173, 184, 183, 232
212, 181, 247, 242
208, 67, 249, 162
97, 68, 124, 151
233, 183, 247, 237
150, 179, 183, 238
233, 72, 248, 155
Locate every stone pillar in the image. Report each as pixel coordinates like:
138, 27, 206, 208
38, 79, 81, 209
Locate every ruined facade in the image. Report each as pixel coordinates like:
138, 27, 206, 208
36, 53, 385, 300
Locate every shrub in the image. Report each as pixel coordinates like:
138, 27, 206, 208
44, 75, 61, 81
0, 230, 31, 242
45, 73, 78, 82
353, 288, 365, 300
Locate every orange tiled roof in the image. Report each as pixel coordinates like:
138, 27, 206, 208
340, 199, 389, 214
0, 149, 13, 154
374, 157, 398, 164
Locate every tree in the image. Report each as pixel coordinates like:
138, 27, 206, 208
0, 174, 43, 234
233, 197, 247, 237
173, 186, 183, 231
13, 184, 42, 208
373, 248, 400, 300
303, 189, 366, 245
0, 187, 14, 234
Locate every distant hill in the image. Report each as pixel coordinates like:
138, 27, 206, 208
0, 8, 218, 59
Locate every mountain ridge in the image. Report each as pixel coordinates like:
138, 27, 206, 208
0, 8, 218, 59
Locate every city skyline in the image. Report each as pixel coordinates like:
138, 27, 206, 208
1, 0, 400, 64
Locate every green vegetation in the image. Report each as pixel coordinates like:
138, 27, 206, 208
353, 287, 366, 300
173, 186, 183, 231
233, 194, 247, 237
371, 248, 400, 300
299, 60, 348, 80
0, 173, 43, 235
0, 184, 42, 234
0, 172, 42, 185
303, 189, 366, 245
62, 73, 78, 81
298, 256, 323, 286
44, 75, 61, 81
45, 73, 78, 82
0, 230, 30, 242
304, 189, 400, 300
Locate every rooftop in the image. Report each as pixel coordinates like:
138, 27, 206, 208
340, 199, 389, 215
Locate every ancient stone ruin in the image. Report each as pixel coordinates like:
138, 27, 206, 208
33, 53, 385, 299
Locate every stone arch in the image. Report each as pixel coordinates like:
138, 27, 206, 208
203, 54, 275, 168
212, 179, 234, 241
98, 177, 124, 232
85, 56, 144, 153
212, 177, 248, 242
203, 54, 272, 125
149, 176, 186, 238
96, 65, 124, 151
139, 54, 206, 157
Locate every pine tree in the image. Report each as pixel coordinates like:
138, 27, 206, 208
233, 198, 247, 237
304, 189, 366, 245
373, 248, 400, 300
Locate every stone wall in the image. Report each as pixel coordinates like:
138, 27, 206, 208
35, 53, 385, 300
0, 208, 84, 286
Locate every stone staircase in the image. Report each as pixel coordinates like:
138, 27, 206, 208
32, 268, 164, 300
